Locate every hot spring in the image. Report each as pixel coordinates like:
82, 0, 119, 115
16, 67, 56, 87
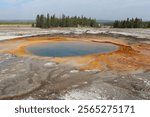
26, 41, 118, 57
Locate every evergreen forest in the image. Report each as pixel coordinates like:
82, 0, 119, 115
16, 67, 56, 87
113, 18, 150, 28
35, 14, 98, 28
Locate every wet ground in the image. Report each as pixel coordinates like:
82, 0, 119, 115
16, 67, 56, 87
0, 28, 150, 100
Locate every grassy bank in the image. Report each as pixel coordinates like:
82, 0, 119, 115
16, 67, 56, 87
0, 22, 32, 25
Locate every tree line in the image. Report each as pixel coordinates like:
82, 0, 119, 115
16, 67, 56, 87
113, 18, 150, 28
34, 14, 98, 28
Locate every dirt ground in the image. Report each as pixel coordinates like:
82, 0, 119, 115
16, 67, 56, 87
0, 27, 150, 100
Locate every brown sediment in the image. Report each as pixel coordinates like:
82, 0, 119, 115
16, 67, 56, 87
0, 35, 150, 73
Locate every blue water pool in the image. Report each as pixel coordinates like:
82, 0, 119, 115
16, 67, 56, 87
26, 41, 118, 57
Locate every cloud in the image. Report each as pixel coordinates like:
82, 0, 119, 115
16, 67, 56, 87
0, 0, 150, 20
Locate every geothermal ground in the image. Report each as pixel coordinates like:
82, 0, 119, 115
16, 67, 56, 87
0, 27, 150, 100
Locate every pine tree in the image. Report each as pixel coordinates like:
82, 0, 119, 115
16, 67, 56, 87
39, 14, 45, 28
36, 15, 40, 27
47, 13, 50, 28
147, 22, 150, 28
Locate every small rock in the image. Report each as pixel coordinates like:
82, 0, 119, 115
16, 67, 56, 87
26, 96, 34, 100
51, 93, 56, 96
70, 70, 79, 73
138, 77, 143, 80
147, 81, 150, 86
72, 85, 79, 88
44, 62, 56, 68
84, 69, 100, 73
144, 80, 150, 86
94, 90, 97, 93
114, 80, 118, 82
61, 74, 70, 78
82, 81, 88, 85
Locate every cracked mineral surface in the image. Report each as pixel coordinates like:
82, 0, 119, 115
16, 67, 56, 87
0, 27, 150, 100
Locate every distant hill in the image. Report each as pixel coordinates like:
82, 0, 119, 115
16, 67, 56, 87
0, 19, 34, 23
0, 20, 34, 25
96, 20, 114, 25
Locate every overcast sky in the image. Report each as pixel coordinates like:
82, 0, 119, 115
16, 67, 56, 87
0, 0, 150, 20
